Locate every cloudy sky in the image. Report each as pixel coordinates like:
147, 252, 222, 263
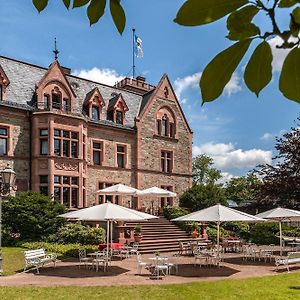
0, 1, 299, 181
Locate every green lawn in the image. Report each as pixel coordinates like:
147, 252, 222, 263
0, 274, 299, 299
2, 247, 25, 275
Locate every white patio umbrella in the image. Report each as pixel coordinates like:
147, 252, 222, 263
256, 207, 300, 256
95, 183, 140, 195
172, 204, 264, 254
59, 202, 157, 262
137, 186, 177, 197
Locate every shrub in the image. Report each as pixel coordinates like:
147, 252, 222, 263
222, 222, 251, 241
21, 241, 98, 258
48, 222, 106, 245
249, 223, 279, 245
2, 191, 66, 242
206, 225, 228, 243
163, 206, 198, 233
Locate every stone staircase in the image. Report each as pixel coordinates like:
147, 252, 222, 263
126, 217, 194, 254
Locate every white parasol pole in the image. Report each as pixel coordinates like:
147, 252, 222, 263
217, 221, 220, 255
279, 220, 282, 257
106, 220, 109, 264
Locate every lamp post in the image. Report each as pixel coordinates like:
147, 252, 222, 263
0, 165, 17, 275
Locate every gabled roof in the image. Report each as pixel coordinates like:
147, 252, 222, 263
83, 87, 105, 106
0, 55, 143, 128
108, 93, 129, 111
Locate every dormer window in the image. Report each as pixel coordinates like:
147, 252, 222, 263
92, 105, 100, 120
52, 89, 61, 109
44, 94, 50, 109
116, 110, 123, 125
83, 88, 104, 121
0, 65, 10, 101
107, 93, 128, 125
156, 107, 176, 138
63, 98, 71, 112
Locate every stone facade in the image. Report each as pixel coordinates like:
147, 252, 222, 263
0, 55, 192, 212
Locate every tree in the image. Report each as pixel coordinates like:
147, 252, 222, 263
2, 191, 67, 241
193, 154, 221, 185
225, 174, 262, 205
30, 0, 300, 104
180, 183, 227, 212
254, 117, 300, 209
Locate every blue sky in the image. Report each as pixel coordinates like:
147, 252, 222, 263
0, 0, 299, 181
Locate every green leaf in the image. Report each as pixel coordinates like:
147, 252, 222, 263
244, 41, 272, 97
279, 47, 300, 103
87, 0, 106, 25
200, 39, 252, 102
32, 0, 48, 12
278, 0, 299, 8
63, 0, 71, 9
110, 0, 126, 34
292, 6, 300, 24
227, 6, 260, 40
73, 0, 90, 8
175, 0, 248, 26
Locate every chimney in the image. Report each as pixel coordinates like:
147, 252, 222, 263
114, 76, 155, 95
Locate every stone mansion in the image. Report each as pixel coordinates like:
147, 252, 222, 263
0, 55, 192, 212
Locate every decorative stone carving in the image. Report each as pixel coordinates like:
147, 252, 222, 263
54, 162, 78, 171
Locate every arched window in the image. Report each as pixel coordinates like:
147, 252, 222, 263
156, 107, 176, 138
52, 88, 62, 109
92, 105, 100, 120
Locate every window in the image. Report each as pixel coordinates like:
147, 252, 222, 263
63, 98, 71, 112
92, 141, 103, 165
44, 94, 49, 109
98, 182, 119, 204
156, 108, 176, 138
53, 129, 78, 158
161, 185, 173, 207
39, 129, 48, 155
116, 145, 126, 168
52, 91, 61, 109
39, 175, 48, 196
92, 106, 100, 120
54, 175, 79, 208
116, 111, 123, 125
161, 151, 173, 173
0, 127, 8, 155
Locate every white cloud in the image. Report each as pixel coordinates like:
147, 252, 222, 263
174, 72, 201, 102
224, 72, 242, 96
174, 71, 242, 103
218, 172, 236, 184
260, 132, 274, 141
193, 142, 272, 170
72, 67, 124, 85
268, 36, 295, 72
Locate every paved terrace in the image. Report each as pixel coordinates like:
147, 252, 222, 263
1, 252, 300, 287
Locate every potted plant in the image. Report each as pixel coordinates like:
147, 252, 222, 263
134, 224, 142, 242
154, 251, 160, 257
191, 223, 199, 238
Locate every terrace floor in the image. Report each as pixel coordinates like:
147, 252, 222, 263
1, 252, 300, 287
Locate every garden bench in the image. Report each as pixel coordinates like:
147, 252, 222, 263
275, 252, 300, 272
23, 248, 57, 274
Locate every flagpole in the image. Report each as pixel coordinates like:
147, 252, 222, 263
132, 28, 135, 78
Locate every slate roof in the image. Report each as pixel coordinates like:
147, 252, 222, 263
0, 56, 147, 128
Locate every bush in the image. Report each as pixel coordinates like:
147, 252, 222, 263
2, 191, 66, 242
163, 206, 189, 220
163, 206, 198, 233
206, 225, 228, 243
249, 223, 279, 245
48, 222, 106, 245
21, 241, 98, 258
222, 222, 251, 241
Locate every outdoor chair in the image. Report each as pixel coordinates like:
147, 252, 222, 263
165, 256, 178, 275
119, 245, 131, 259
260, 244, 275, 263
130, 243, 139, 255
150, 258, 169, 279
178, 242, 189, 256
194, 249, 209, 268
92, 253, 107, 272
78, 249, 92, 269
136, 252, 150, 275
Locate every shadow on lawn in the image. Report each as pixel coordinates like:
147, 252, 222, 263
171, 263, 239, 278
30, 265, 130, 278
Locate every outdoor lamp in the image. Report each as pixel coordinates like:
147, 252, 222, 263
0, 164, 17, 276
1, 165, 17, 194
